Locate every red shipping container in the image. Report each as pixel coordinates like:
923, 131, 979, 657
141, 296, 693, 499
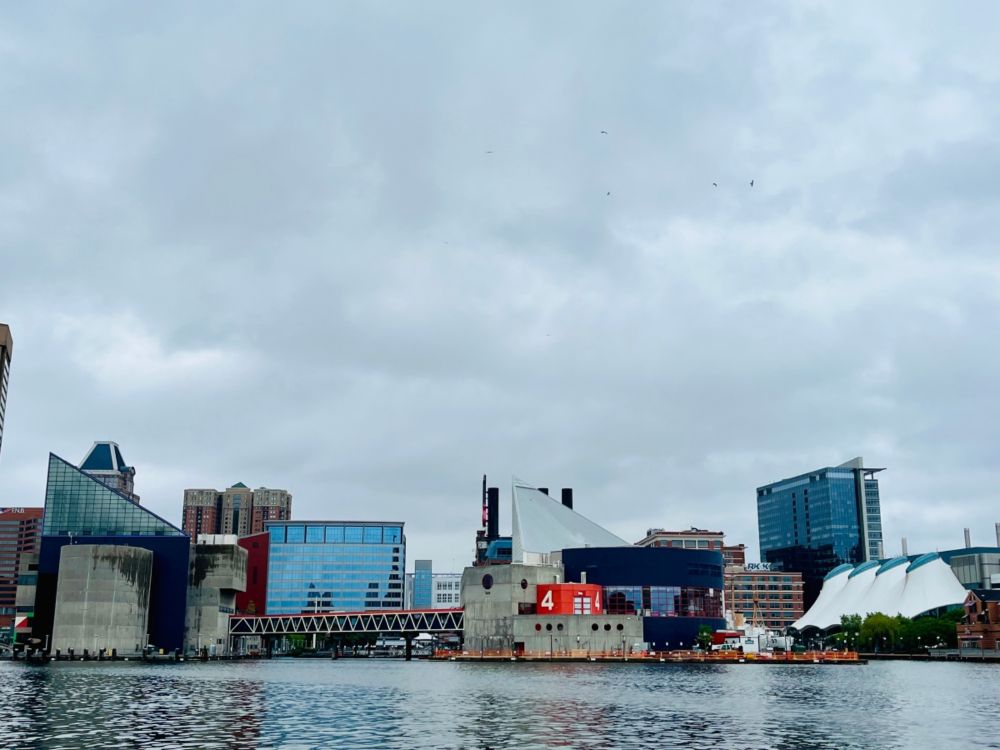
535, 583, 604, 615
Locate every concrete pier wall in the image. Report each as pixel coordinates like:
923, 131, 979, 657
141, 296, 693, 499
51, 545, 153, 656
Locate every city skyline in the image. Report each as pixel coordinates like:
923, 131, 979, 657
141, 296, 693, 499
3, 4, 1000, 571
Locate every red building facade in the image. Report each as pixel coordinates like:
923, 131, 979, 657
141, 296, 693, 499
236, 532, 270, 615
0, 507, 43, 628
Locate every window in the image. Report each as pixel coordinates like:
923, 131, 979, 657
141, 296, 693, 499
286, 525, 305, 543
345, 526, 363, 543
383, 526, 402, 544
326, 526, 344, 543
363, 526, 382, 544
269, 526, 286, 544
306, 526, 324, 543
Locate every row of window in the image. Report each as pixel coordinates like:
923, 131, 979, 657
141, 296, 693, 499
604, 585, 723, 619
269, 525, 403, 545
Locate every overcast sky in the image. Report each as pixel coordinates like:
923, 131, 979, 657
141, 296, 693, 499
2, 3, 999, 571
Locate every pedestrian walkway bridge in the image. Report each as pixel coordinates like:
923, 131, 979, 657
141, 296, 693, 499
229, 608, 464, 637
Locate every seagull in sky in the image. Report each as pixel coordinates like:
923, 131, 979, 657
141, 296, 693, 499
712, 182, 718, 187
750, 179, 754, 187
600, 130, 608, 135
606, 191, 611, 196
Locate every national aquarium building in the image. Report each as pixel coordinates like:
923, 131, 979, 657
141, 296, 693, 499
31, 448, 191, 653
461, 481, 725, 654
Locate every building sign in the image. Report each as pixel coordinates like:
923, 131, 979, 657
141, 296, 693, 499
744, 563, 773, 572
536, 584, 603, 615
1, 507, 26, 514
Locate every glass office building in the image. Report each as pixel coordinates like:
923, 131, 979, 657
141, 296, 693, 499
265, 521, 405, 614
757, 457, 884, 608
412, 559, 433, 609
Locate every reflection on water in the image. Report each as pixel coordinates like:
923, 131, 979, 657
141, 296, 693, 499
2, 659, 998, 749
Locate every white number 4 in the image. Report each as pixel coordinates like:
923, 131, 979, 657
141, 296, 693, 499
540, 590, 554, 610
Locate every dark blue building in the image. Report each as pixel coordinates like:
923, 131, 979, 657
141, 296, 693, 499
562, 546, 725, 650
757, 457, 884, 609
33, 452, 190, 651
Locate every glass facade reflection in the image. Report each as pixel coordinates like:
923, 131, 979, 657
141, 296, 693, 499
412, 560, 432, 609
757, 460, 884, 608
42, 454, 185, 537
265, 521, 405, 614
604, 585, 723, 619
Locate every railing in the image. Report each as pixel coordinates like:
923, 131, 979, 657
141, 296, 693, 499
436, 649, 861, 662
229, 609, 464, 636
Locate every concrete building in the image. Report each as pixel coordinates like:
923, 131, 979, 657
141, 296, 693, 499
79, 441, 140, 502
184, 539, 247, 656
460, 481, 725, 654
944, 547, 1000, 590
51, 545, 153, 656
0, 323, 11, 459
757, 457, 885, 608
182, 483, 292, 538
0, 507, 43, 629
724, 564, 804, 631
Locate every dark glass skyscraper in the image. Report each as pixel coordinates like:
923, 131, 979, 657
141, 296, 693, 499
757, 457, 884, 609
0, 324, 12, 459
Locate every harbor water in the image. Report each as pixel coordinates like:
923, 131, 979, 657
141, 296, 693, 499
1, 659, 998, 749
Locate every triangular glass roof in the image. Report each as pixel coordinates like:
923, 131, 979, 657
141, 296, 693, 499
43, 453, 185, 537
230, 482, 249, 489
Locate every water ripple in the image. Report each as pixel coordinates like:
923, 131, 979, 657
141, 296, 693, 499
1, 659, 998, 749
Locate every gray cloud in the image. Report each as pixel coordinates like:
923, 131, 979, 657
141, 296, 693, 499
3, 3, 1000, 568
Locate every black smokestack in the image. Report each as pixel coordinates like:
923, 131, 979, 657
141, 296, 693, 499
561, 488, 573, 509
487, 487, 499, 541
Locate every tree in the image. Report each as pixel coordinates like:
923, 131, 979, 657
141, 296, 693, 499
860, 613, 900, 652
696, 625, 713, 650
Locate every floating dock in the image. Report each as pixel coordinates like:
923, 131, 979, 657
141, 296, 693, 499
435, 650, 866, 665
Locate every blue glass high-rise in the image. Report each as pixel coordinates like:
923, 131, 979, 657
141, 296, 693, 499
265, 521, 405, 614
757, 457, 884, 609
412, 559, 432, 609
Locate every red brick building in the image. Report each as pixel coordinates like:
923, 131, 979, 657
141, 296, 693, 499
958, 589, 1000, 650
0, 507, 43, 628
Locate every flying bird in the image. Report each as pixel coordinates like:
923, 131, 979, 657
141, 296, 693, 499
712, 182, 718, 187
606, 191, 611, 196
750, 179, 754, 187
600, 130, 608, 135
485, 150, 494, 154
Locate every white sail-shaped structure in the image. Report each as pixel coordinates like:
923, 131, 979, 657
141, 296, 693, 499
791, 552, 969, 631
